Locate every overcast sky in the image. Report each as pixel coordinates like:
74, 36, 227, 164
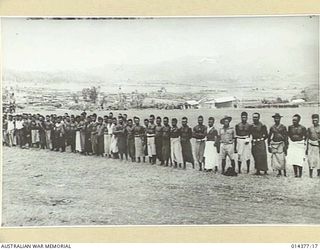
1, 17, 319, 78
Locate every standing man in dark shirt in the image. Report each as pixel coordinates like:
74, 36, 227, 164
268, 113, 288, 177
193, 115, 207, 171
155, 116, 163, 165
114, 116, 127, 160
250, 112, 268, 175
287, 114, 307, 177
161, 117, 171, 167
143, 118, 149, 162
235, 111, 252, 174
170, 118, 183, 168
180, 117, 194, 169
204, 117, 219, 172
126, 119, 136, 162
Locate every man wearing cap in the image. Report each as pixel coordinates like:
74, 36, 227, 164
306, 114, 320, 178
219, 115, 237, 174
268, 113, 288, 177
250, 112, 268, 175
146, 115, 157, 164
180, 117, 194, 169
235, 111, 252, 173
287, 114, 307, 177
193, 116, 207, 171
204, 117, 219, 172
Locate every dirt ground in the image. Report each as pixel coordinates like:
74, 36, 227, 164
2, 143, 320, 226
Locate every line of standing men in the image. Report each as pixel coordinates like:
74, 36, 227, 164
2, 111, 320, 177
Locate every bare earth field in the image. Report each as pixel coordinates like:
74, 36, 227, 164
2, 107, 320, 226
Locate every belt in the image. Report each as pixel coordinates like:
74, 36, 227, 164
252, 138, 264, 142
196, 139, 206, 142
221, 142, 233, 145
147, 134, 155, 137
237, 136, 250, 139
134, 135, 142, 138
309, 142, 320, 147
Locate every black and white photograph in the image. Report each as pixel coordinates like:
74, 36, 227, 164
1, 16, 320, 227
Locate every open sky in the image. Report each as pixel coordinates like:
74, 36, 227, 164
1, 17, 319, 81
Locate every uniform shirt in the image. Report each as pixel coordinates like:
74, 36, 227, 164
161, 125, 171, 140
70, 122, 77, 134
268, 124, 288, 144
219, 126, 235, 144
206, 126, 218, 141
180, 125, 192, 141
307, 125, 320, 141
146, 123, 156, 135
235, 122, 251, 137
96, 123, 105, 137
114, 124, 126, 138
15, 120, 24, 130
126, 125, 135, 140
7, 120, 15, 131
170, 126, 180, 138
106, 123, 114, 135
44, 121, 53, 130
288, 124, 307, 141
155, 125, 163, 138
193, 124, 207, 140
133, 125, 145, 137
250, 122, 268, 140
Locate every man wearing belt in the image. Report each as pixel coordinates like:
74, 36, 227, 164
193, 115, 207, 171
250, 112, 268, 175
219, 115, 237, 174
268, 113, 288, 177
235, 111, 252, 174
170, 118, 183, 168
146, 115, 157, 165
287, 114, 307, 178
306, 114, 320, 178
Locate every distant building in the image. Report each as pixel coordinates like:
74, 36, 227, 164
199, 96, 239, 109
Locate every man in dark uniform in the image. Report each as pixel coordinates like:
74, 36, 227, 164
143, 118, 149, 162
193, 115, 207, 171
235, 111, 252, 173
170, 118, 183, 168
180, 116, 194, 169
268, 113, 288, 177
287, 114, 307, 177
155, 116, 163, 165
114, 116, 128, 160
250, 112, 268, 175
161, 117, 171, 166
